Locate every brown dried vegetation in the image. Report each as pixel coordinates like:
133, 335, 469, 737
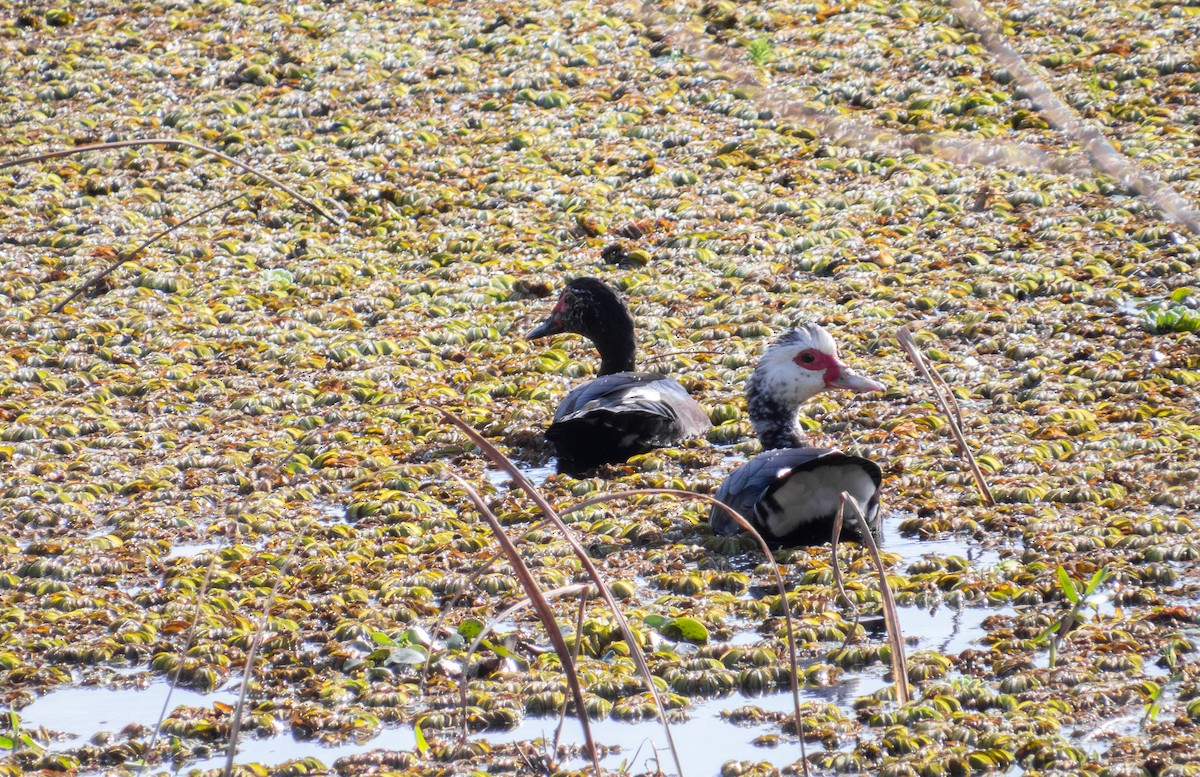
2, 0, 1200, 775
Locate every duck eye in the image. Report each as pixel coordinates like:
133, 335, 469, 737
798, 351, 816, 364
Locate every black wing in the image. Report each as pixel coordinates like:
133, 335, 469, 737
547, 372, 710, 470
710, 448, 881, 545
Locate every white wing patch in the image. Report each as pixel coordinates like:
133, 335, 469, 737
762, 465, 877, 538
622, 386, 663, 403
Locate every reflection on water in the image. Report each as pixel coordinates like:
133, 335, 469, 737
470, 507, 1009, 774
165, 542, 222, 560
484, 462, 558, 489
20, 681, 238, 740
20, 680, 411, 776
894, 603, 993, 656
881, 516, 1008, 656
882, 516, 1004, 571
185, 726, 418, 775
22, 481, 1018, 776
487, 689, 839, 775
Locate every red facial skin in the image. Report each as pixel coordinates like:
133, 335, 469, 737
793, 348, 843, 386
793, 348, 882, 393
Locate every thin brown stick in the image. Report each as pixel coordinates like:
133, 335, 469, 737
457, 584, 588, 744
828, 497, 862, 652
436, 409, 685, 777
896, 327, 994, 505
445, 469, 601, 773
564, 487, 808, 774
225, 539, 300, 777
2, 138, 344, 225
634, 2, 1094, 179
554, 586, 591, 754
843, 493, 910, 706
137, 442, 302, 777
137, 536, 229, 777
950, 0, 1200, 235
49, 191, 248, 314
419, 547, 503, 691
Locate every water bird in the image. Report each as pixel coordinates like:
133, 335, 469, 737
527, 277, 711, 472
710, 324, 885, 545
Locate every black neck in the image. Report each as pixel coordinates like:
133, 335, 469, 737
593, 322, 637, 375
746, 374, 804, 450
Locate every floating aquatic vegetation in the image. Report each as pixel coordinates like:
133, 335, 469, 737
4, 0, 1200, 774
1140, 289, 1200, 334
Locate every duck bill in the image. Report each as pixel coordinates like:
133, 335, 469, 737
527, 314, 564, 340
827, 365, 884, 394
528, 294, 570, 340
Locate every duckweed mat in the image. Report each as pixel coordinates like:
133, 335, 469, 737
2, 0, 1199, 775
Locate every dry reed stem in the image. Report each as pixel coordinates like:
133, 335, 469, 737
48, 191, 249, 315
137, 535, 231, 777
456, 584, 589, 744
224, 540, 301, 777
950, 0, 1200, 235
564, 488, 809, 775
445, 469, 602, 773
841, 493, 910, 706
634, 2, 1094, 178
437, 409, 685, 777
828, 500, 863, 653
636, 0, 1200, 233
896, 327, 995, 505
555, 586, 592, 754
1, 138, 345, 225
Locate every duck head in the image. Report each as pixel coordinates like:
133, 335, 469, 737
747, 323, 883, 449
527, 277, 637, 374
756, 323, 883, 398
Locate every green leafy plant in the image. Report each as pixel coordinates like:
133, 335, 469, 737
1034, 566, 1114, 667
1141, 289, 1200, 334
413, 718, 430, 756
747, 37, 773, 66
0, 710, 45, 754
366, 629, 431, 667
643, 614, 710, 643
1143, 641, 1180, 725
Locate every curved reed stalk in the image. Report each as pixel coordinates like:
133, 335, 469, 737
444, 469, 602, 772
1, 138, 344, 225
838, 494, 910, 705
436, 408, 686, 777
564, 488, 810, 776
48, 191, 248, 314
897, 327, 994, 505
224, 540, 301, 777
950, 0, 1200, 234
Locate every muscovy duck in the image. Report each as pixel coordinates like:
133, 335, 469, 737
710, 324, 885, 545
527, 277, 711, 472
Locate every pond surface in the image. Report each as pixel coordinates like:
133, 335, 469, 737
484, 462, 558, 489
465, 519, 1004, 774
18, 509, 1009, 776
20, 678, 238, 743
165, 542, 224, 560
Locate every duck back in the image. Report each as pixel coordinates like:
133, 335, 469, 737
711, 448, 881, 545
549, 372, 711, 471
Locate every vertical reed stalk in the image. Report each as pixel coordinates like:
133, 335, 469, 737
842, 493, 910, 706
896, 327, 994, 505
